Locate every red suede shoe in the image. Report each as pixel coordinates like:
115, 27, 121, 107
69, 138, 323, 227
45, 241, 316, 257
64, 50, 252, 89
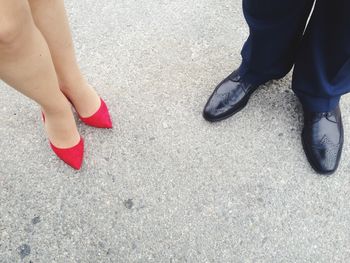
49, 138, 84, 170
78, 98, 113, 128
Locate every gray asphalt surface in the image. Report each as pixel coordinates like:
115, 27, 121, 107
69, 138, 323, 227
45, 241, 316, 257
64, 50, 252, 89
1, 0, 350, 262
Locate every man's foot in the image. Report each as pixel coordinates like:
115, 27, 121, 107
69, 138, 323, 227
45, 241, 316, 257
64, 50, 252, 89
302, 105, 344, 175
60, 79, 101, 118
203, 70, 259, 122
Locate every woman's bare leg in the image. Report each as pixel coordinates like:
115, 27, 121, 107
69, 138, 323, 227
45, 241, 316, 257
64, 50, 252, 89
28, 0, 101, 118
0, 0, 80, 148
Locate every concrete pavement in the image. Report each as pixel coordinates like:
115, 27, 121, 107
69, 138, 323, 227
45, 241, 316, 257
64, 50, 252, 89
1, 0, 350, 262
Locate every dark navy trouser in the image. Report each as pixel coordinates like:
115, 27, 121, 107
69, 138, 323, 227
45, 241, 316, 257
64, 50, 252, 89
239, 0, 350, 112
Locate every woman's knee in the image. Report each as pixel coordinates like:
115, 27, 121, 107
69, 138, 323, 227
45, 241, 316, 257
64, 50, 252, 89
0, 21, 24, 46
0, 2, 32, 46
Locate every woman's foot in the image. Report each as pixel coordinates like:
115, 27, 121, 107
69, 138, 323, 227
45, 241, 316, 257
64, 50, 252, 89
42, 100, 84, 170
60, 79, 101, 118
79, 98, 113, 128
60, 79, 112, 128
42, 101, 81, 148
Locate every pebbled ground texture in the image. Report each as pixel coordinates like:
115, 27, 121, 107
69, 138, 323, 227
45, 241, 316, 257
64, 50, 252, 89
1, 0, 350, 262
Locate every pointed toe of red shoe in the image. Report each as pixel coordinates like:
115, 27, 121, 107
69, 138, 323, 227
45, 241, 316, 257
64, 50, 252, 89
50, 138, 84, 170
79, 98, 113, 128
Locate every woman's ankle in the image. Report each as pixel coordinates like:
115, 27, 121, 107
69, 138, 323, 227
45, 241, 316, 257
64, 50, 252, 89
41, 97, 72, 117
42, 103, 80, 148
59, 80, 101, 118
59, 75, 87, 94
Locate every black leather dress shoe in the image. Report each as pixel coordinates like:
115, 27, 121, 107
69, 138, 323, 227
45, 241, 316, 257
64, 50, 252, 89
302, 105, 344, 175
203, 70, 259, 122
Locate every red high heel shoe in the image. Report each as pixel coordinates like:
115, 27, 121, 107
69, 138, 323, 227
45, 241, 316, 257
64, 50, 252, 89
42, 113, 84, 170
78, 98, 113, 129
